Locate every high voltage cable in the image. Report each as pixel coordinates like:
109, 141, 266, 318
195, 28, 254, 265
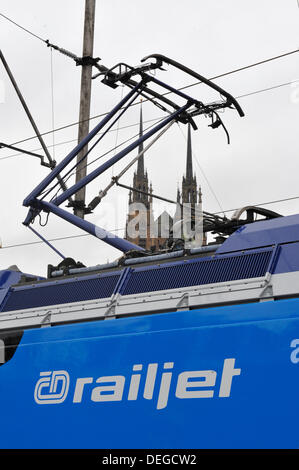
9, 53, 299, 146
0, 12, 47, 43
2, 9, 298, 78
0, 117, 164, 161
1, 77, 298, 163
175, 50, 299, 93
0, 23, 296, 150
0, 229, 124, 250
236, 79, 299, 99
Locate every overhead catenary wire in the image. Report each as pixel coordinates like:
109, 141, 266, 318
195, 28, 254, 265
0, 31, 296, 151
2, 9, 298, 76
236, 79, 299, 99
0, 12, 47, 43
176, 50, 299, 93
1, 77, 299, 163
1, 8, 298, 105
1, 74, 297, 226
10, 63, 299, 147
1, 14, 299, 244
0, 49, 297, 223
0, 228, 124, 250
0, 117, 165, 161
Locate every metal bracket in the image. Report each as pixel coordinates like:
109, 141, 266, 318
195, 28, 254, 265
75, 55, 101, 67
176, 292, 190, 311
41, 311, 52, 327
259, 284, 274, 301
0, 142, 55, 168
104, 298, 118, 318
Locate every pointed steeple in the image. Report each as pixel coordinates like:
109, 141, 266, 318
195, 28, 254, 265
130, 101, 151, 209
137, 101, 145, 176
186, 122, 193, 181
180, 122, 197, 205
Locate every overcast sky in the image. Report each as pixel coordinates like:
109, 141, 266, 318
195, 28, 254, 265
0, 0, 298, 277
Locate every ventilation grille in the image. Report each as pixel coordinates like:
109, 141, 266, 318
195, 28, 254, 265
0, 249, 273, 312
0, 273, 121, 312
122, 249, 273, 296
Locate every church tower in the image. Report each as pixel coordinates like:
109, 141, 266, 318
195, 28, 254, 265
125, 103, 154, 250
125, 111, 205, 251
131, 104, 151, 208
175, 123, 206, 245
180, 123, 198, 205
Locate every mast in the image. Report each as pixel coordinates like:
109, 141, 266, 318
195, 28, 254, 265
74, 0, 96, 218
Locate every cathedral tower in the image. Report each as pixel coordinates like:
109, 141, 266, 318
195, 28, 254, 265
175, 123, 206, 245
125, 111, 205, 251
125, 104, 154, 250
178, 123, 198, 205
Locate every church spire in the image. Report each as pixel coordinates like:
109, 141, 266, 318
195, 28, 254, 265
186, 122, 193, 181
181, 122, 197, 205
137, 101, 145, 176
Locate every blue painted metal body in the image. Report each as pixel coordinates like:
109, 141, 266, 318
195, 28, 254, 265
0, 268, 44, 308
0, 214, 299, 448
0, 298, 299, 448
217, 213, 299, 253
0, 269, 25, 289
40, 200, 144, 253
4, 58, 293, 449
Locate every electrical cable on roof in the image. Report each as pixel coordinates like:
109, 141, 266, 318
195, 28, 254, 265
3, 193, 299, 251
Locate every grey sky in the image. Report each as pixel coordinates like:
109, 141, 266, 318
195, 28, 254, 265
0, 0, 298, 276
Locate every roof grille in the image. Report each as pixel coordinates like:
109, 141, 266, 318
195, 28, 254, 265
122, 249, 273, 296
0, 273, 121, 312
